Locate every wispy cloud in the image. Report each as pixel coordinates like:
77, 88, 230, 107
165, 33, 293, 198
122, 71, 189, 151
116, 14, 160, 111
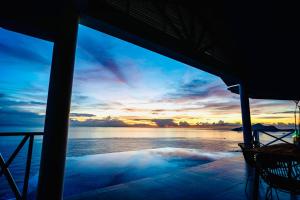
70, 113, 96, 117
78, 36, 129, 84
201, 102, 240, 112
255, 116, 289, 119
0, 95, 46, 109
164, 78, 233, 102
0, 41, 49, 65
272, 111, 295, 114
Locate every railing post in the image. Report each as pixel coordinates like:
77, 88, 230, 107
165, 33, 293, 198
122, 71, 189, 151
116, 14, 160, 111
0, 133, 43, 200
0, 154, 22, 199
37, 4, 78, 200
22, 135, 34, 199
0, 136, 29, 177
239, 83, 253, 148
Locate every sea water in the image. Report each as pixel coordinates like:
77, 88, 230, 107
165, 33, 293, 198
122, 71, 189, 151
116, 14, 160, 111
0, 127, 290, 199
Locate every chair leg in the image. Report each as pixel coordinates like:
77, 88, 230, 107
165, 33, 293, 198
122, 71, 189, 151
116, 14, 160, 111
275, 189, 279, 200
245, 175, 249, 192
266, 186, 273, 200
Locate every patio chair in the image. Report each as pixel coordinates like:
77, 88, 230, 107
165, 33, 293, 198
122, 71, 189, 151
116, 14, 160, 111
238, 143, 257, 167
256, 153, 300, 200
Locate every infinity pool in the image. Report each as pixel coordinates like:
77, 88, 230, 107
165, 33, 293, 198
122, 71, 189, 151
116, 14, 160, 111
26, 147, 236, 198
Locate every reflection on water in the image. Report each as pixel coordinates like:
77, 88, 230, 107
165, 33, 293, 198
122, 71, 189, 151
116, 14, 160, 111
68, 127, 242, 140
29, 148, 237, 198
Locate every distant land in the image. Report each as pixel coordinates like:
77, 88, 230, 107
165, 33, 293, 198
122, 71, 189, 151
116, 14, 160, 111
232, 123, 294, 132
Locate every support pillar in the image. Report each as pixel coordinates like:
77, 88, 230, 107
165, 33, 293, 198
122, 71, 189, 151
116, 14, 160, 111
239, 83, 252, 147
37, 7, 78, 200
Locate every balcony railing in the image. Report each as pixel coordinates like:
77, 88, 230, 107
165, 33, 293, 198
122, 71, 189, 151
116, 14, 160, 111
252, 130, 294, 147
0, 132, 43, 200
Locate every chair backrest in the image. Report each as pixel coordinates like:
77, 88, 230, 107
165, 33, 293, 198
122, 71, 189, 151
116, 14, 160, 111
238, 143, 256, 167
256, 153, 300, 194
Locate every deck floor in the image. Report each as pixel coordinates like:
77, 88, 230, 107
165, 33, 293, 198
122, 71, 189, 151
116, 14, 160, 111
67, 155, 298, 200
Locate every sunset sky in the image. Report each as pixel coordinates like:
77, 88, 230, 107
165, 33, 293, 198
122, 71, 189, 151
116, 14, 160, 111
0, 25, 295, 128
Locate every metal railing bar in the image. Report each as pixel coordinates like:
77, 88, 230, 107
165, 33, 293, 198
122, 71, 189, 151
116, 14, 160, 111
264, 131, 294, 146
0, 132, 42, 199
257, 142, 265, 147
0, 135, 29, 177
0, 132, 43, 137
260, 131, 291, 144
0, 154, 22, 200
22, 135, 34, 199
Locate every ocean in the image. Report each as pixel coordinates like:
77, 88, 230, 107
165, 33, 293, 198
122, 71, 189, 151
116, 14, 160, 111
0, 127, 291, 199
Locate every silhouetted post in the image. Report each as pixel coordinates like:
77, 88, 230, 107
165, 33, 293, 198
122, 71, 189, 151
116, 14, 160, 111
37, 5, 78, 200
252, 168, 260, 200
239, 83, 252, 148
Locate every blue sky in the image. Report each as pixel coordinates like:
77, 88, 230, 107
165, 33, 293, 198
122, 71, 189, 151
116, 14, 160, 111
0, 25, 295, 128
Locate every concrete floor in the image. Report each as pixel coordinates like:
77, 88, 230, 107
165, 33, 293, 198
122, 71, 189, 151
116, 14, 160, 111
67, 155, 299, 200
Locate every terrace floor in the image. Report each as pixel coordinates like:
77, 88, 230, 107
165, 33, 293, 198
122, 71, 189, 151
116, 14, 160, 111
67, 155, 299, 200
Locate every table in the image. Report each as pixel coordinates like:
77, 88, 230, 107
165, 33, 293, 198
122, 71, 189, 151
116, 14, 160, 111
252, 143, 300, 160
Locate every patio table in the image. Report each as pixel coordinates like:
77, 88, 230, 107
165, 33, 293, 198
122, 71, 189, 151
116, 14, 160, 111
252, 143, 300, 159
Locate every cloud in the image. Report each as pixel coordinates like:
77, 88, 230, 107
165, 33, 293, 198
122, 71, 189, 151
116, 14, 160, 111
0, 108, 44, 127
151, 119, 178, 127
201, 102, 240, 111
255, 116, 289, 119
71, 117, 181, 128
250, 99, 292, 108
272, 111, 295, 114
0, 97, 46, 107
181, 79, 209, 89
151, 107, 204, 114
78, 36, 128, 84
0, 41, 49, 65
70, 113, 96, 117
165, 79, 232, 102
152, 109, 165, 113
70, 116, 129, 127
178, 121, 190, 127
72, 95, 89, 101
0, 95, 46, 127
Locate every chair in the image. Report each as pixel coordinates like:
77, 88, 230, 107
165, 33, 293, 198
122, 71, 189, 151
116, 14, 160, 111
256, 153, 300, 199
238, 143, 257, 167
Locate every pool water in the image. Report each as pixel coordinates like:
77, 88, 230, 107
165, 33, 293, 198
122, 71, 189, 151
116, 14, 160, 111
26, 147, 236, 198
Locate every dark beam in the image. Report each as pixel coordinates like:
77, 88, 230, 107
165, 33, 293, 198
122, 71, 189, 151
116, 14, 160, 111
175, 4, 190, 39
80, 2, 237, 81
37, 5, 78, 200
153, 1, 186, 40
